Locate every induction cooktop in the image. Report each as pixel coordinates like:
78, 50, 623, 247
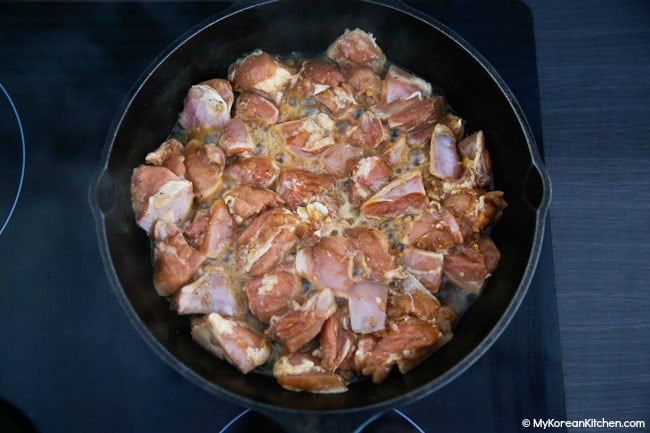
0, 1, 565, 432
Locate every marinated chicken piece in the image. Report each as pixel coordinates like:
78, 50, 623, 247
293, 60, 345, 96
152, 221, 205, 296
320, 311, 357, 371
184, 208, 209, 249
178, 79, 234, 131
319, 144, 363, 177
388, 280, 446, 323
382, 65, 432, 104
345, 66, 382, 105
273, 353, 348, 393
441, 190, 507, 232
275, 113, 336, 157
223, 185, 284, 221
443, 234, 501, 294
229, 50, 294, 98
314, 85, 358, 118
184, 139, 226, 199
234, 91, 279, 126
276, 169, 337, 211
430, 123, 462, 181
296, 237, 356, 297
381, 134, 409, 167
171, 268, 244, 316
439, 112, 465, 141
361, 170, 428, 218
346, 227, 395, 281
145, 138, 186, 177
191, 313, 271, 374
348, 281, 388, 334
350, 156, 392, 202
131, 165, 193, 233
346, 110, 386, 149
267, 288, 337, 353
245, 270, 301, 324
385, 96, 445, 135
358, 318, 442, 383
200, 199, 236, 257
236, 208, 298, 276
406, 208, 467, 252
457, 130, 492, 187
402, 247, 444, 293
223, 155, 279, 189
327, 28, 386, 74
218, 118, 256, 156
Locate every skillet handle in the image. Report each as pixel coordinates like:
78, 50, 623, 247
255, 408, 382, 433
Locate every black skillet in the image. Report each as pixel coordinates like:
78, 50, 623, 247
90, 1, 552, 431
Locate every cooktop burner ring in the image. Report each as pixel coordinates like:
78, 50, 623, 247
0, 82, 25, 236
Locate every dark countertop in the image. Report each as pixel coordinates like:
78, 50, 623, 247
0, 0, 648, 431
525, 0, 650, 427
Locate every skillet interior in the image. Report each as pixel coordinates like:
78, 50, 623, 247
96, 0, 546, 412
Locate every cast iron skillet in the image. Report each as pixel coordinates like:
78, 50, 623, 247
90, 0, 551, 431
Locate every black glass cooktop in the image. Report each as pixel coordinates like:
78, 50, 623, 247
0, 1, 565, 432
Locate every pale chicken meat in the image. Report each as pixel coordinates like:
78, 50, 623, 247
178, 79, 233, 131
152, 221, 205, 296
132, 29, 506, 391
171, 267, 244, 317
131, 165, 193, 234
191, 314, 271, 374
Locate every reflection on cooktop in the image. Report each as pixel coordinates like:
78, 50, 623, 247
0, 83, 25, 236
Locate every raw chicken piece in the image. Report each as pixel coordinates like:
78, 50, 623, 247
346, 110, 386, 150
387, 279, 446, 323
267, 288, 337, 353
347, 281, 388, 334
345, 66, 382, 105
191, 313, 271, 374
274, 113, 336, 158
430, 123, 462, 181
228, 50, 294, 98
275, 169, 336, 210
171, 268, 244, 316
223, 185, 284, 221
152, 221, 205, 296
145, 138, 185, 177
223, 156, 279, 189
443, 234, 501, 294
349, 156, 392, 202
295, 236, 356, 297
402, 247, 444, 293
381, 134, 409, 167
234, 91, 279, 126
382, 64, 432, 104
245, 270, 301, 324
327, 28, 386, 73
357, 318, 442, 383
441, 190, 507, 232
293, 60, 345, 96
131, 165, 193, 233
235, 208, 298, 276
184, 207, 209, 249
218, 118, 256, 156
319, 144, 363, 177
184, 139, 226, 199
457, 130, 492, 188
385, 96, 444, 134
361, 170, 427, 218
406, 208, 467, 252
273, 353, 348, 393
200, 199, 236, 258
346, 227, 395, 281
314, 85, 358, 118
439, 112, 465, 141
178, 79, 233, 131
319, 310, 357, 371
